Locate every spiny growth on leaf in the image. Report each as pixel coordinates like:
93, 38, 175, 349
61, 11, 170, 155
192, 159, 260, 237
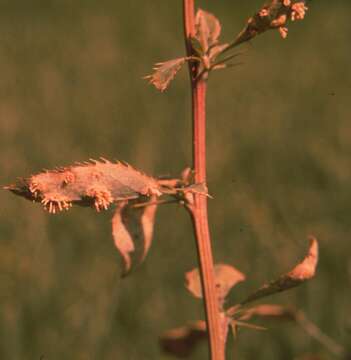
5, 159, 205, 276
234, 0, 308, 45
5, 159, 163, 276
5, 158, 163, 214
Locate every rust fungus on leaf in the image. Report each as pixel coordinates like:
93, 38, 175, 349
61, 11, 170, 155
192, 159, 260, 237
5, 159, 167, 275
4, 159, 209, 276
5, 158, 161, 214
233, 0, 308, 46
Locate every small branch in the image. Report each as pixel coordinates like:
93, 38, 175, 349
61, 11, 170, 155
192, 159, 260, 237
296, 312, 346, 358
183, 1, 225, 359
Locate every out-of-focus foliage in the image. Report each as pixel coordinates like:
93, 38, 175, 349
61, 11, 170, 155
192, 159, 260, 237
0, 1, 350, 359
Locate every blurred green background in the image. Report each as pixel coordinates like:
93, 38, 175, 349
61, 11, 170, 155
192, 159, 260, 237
0, 1, 350, 359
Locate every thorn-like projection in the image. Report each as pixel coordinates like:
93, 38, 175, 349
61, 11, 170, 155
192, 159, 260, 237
42, 197, 72, 214
99, 157, 111, 163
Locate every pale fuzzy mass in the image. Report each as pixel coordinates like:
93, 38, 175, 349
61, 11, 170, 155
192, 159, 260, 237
5, 158, 162, 214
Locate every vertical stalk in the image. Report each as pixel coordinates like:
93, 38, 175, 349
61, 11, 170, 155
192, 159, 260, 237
183, 1, 225, 359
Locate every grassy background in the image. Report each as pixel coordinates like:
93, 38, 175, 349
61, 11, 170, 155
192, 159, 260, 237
0, 1, 350, 359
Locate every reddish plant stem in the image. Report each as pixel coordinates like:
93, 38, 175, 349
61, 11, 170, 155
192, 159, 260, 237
183, 1, 225, 359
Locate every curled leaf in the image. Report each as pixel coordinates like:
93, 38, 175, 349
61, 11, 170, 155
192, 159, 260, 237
112, 196, 158, 277
159, 321, 207, 358
144, 57, 187, 92
195, 9, 221, 53
241, 237, 318, 305
185, 264, 246, 302
5, 159, 161, 214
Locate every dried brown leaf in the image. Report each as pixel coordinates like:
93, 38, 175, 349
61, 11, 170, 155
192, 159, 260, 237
185, 264, 246, 301
112, 201, 134, 275
241, 237, 318, 305
159, 321, 207, 358
5, 159, 161, 213
112, 196, 158, 277
144, 57, 187, 92
195, 9, 221, 53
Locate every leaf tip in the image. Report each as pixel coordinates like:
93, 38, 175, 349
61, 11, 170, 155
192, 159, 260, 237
289, 236, 318, 281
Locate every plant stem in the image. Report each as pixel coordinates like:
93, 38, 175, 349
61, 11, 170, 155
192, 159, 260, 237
183, 1, 225, 359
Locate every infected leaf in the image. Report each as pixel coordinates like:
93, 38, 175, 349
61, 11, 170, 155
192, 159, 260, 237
185, 264, 246, 302
112, 196, 158, 277
5, 159, 161, 214
159, 321, 207, 358
195, 9, 221, 53
144, 57, 187, 92
241, 237, 318, 305
232, 0, 308, 48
